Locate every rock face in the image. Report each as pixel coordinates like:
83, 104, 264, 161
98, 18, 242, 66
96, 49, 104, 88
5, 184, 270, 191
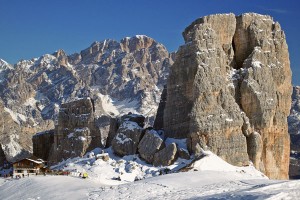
289, 86, 300, 179
153, 143, 177, 167
0, 35, 172, 166
0, 100, 53, 164
138, 129, 164, 163
111, 114, 144, 156
289, 86, 300, 136
162, 13, 292, 179
32, 130, 54, 161
154, 86, 167, 130
48, 98, 102, 164
105, 118, 120, 148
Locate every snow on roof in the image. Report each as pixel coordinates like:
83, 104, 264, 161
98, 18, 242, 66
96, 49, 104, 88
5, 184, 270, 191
26, 158, 44, 164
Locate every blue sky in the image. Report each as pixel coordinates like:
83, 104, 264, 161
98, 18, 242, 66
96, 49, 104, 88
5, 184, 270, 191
0, 0, 299, 85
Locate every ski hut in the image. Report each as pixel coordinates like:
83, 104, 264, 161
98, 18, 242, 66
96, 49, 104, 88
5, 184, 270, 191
13, 156, 45, 177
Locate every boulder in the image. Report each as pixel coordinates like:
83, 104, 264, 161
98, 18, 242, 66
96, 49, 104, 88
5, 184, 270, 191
111, 121, 143, 156
121, 113, 145, 128
138, 129, 164, 163
153, 143, 177, 166
107, 113, 146, 149
177, 148, 190, 160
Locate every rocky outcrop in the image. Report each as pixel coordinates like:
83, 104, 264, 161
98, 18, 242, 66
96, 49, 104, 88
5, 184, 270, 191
289, 86, 300, 179
138, 129, 164, 163
153, 143, 177, 166
111, 114, 144, 156
162, 13, 292, 179
48, 98, 102, 164
32, 130, 54, 162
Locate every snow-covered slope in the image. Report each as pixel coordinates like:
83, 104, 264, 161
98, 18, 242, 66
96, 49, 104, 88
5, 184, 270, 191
1, 150, 299, 200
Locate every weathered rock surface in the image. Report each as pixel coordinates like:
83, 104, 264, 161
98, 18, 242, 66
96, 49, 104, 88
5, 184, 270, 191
95, 115, 112, 146
111, 120, 144, 156
0, 100, 53, 165
106, 113, 145, 148
153, 143, 177, 167
48, 98, 102, 164
289, 86, 300, 136
177, 148, 190, 160
138, 129, 164, 163
289, 86, 300, 179
154, 86, 167, 130
105, 118, 120, 148
162, 13, 292, 179
32, 130, 54, 161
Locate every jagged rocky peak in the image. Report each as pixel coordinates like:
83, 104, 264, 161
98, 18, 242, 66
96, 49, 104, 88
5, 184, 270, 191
120, 35, 157, 53
160, 13, 292, 179
0, 59, 13, 70
52, 49, 69, 66
72, 35, 170, 65
0, 59, 13, 82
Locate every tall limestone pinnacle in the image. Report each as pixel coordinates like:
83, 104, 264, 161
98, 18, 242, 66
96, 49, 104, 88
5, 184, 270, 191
162, 13, 292, 179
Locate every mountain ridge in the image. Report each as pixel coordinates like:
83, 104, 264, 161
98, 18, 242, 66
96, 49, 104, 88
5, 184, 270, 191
0, 35, 173, 163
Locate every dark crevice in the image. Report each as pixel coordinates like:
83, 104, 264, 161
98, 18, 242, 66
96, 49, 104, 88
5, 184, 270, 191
231, 38, 242, 70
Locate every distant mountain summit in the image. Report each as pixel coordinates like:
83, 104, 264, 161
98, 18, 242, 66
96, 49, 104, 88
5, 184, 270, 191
0, 35, 173, 164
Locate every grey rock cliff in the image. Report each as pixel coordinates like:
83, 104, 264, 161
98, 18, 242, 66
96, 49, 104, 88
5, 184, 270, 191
289, 86, 300, 179
48, 98, 102, 164
161, 13, 292, 179
32, 130, 54, 161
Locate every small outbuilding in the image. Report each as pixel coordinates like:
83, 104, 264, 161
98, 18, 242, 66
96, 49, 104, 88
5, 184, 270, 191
13, 156, 45, 177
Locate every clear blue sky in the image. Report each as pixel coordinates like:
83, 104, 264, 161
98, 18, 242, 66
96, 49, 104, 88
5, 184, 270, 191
0, 0, 299, 85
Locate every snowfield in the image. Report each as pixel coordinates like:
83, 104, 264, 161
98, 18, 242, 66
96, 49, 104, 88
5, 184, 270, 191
0, 150, 299, 200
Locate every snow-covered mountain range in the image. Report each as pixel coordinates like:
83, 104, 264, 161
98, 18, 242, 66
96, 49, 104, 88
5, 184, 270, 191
0, 35, 174, 163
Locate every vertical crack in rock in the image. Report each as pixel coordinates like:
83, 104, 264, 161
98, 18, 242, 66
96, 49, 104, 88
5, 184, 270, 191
161, 13, 292, 179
